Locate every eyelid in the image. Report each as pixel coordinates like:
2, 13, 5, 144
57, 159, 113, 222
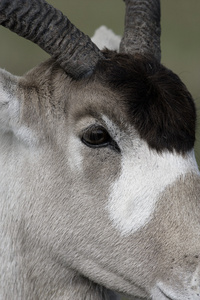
81, 124, 121, 153
81, 125, 110, 146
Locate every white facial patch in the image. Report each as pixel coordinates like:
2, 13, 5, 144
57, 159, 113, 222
13, 125, 38, 147
103, 117, 200, 235
68, 135, 83, 172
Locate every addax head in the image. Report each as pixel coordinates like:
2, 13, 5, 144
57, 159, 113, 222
0, 1, 200, 299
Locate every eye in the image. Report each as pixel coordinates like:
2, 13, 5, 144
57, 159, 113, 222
81, 125, 111, 148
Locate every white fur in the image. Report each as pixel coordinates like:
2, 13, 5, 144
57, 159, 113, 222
152, 280, 200, 300
68, 135, 83, 171
103, 117, 200, 235
0, 72, 19, 133
190, 265, 200, 298
0, 70, 37, 146
13, 125, 38, 147
91, 26, 121, 51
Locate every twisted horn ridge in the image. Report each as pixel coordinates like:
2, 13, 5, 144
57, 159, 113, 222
0, 0, 104, 78
120, 0, 161, 62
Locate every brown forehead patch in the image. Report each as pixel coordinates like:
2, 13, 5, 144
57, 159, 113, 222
93, 51, 196, 154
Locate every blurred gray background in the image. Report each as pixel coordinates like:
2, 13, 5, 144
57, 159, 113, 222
0, 0, 199, 167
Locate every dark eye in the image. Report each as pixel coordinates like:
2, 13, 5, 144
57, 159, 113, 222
81, 125, 111, 148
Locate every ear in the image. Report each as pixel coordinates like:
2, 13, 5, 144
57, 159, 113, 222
0, 69, 20, 134
0, 70, 37, 146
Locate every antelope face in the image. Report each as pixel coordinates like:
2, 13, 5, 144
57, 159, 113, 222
1, 1, 200, 300
63, 54, 200, 300
9, 54, 198, 300
1, 53, 200, 300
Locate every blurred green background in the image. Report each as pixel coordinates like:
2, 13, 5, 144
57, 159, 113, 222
0, 0, 199, 166
0, 1, 199, 299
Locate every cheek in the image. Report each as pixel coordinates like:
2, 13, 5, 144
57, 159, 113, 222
82, 147, 121, 188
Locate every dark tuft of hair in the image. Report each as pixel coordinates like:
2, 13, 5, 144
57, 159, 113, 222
94, 50, 196, 154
